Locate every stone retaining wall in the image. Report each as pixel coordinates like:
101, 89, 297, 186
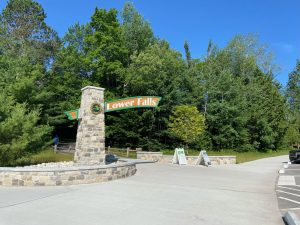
136, 152, 236, 165
0, 162, 136, 187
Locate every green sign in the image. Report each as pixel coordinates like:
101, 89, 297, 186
105, 96, 161, 112
65, 109, 79, 120
65, 96, 162, 120
90, 102, 103, 115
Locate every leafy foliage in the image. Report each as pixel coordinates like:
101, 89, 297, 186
0, 0, 54, 165
85, 7, 128, 97
285, 60, 300, 148
0, 0, 297, 164
168, 106, 205, 145
121, 2, 155, 55
287, 60, 300, 112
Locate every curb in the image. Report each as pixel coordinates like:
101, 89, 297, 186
118, 157, 156, 164
284, 211, 300, 225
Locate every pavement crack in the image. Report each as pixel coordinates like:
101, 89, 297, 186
0, 189, 75, 209
207, 187, 272, 195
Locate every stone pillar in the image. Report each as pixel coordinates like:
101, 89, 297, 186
74, 86, 105, 165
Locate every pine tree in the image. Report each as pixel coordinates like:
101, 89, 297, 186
0, 0, 59, 65
184, 40, 191, 67
287, 60, 300, 112
46, 23, 91, 128
0, 92, 51, 166
0, 0, 53, 163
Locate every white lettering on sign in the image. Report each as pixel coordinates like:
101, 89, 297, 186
105, 96, 161, 112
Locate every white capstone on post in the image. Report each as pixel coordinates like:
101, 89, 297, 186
74, 86, 105, 165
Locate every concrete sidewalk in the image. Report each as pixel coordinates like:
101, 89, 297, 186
0, 156, 287, 225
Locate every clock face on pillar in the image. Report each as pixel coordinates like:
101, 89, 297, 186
90, 102, 103, 115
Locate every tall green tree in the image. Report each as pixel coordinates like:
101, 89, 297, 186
0, 0, 59, 64
85, 7, 128, 97
287, 60, 300, 111
121, 2, 155, 56
184, 40, 191, 67
244, 74, 286, 150
106, 42, 188, 149
199, 34, 286, 151
46, 23, 91, 128
0, 0, 54, 163
0, 0, 59, 118
285, 60, 300, 148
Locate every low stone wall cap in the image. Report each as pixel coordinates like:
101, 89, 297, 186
137, 152, 162, 154
0, 161, 135, 172
81, 86, 105, 91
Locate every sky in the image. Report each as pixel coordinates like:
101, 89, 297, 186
0, 0, 299, 86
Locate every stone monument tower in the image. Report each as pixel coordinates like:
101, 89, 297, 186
74, 86, 105, 165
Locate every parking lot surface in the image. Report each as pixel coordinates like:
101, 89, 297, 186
0, 156, 286, 225
277, 163, 300, 213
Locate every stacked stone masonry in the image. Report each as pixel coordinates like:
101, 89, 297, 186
75, 86, 106, 165
0, 163, 136, 186
136, 152, 236, 165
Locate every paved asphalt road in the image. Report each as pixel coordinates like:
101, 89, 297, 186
0, 156, 287, 225
277, 162, 300, 213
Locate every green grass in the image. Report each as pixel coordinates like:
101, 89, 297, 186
20, 148, 288, 166
106, 147, 289, 163
107, 148, 137, 159
161, 149, 289, 163
13, 149, 74, 166
31, 149, 74, 164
